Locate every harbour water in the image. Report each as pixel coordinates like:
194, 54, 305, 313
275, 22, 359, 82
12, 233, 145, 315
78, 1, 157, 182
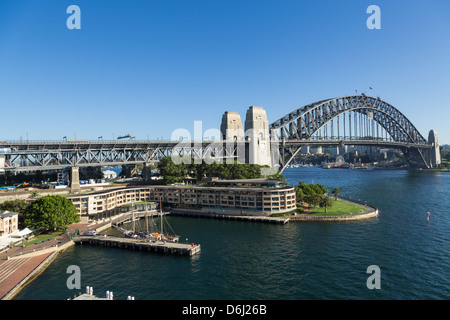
13, 167, 450, 300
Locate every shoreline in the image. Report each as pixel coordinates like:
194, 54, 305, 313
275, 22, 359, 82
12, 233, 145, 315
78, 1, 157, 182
0, 211, 150, 300
274, 197, 379, 222
288, 207, 378, 222
0, 198, 377, 300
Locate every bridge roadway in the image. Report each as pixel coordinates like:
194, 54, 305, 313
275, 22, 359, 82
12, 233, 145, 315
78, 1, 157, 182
0, 138, 430, 172
0, 139, 184, 150
0, 140, 223, 171
2, 137, 429, 150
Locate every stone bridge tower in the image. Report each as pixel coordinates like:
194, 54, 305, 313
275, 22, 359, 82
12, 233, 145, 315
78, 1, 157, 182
245, 106, 272, 166
428, 129, 441, 168
220, 111, 244, 141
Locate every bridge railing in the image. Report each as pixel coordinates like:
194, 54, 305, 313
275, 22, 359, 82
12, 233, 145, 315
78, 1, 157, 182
0, 139, 221, 146
306, 136, 393, 141
1, 139, 175, 144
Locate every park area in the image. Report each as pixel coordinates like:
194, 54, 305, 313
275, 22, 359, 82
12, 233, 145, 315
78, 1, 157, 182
307, 198, 366, 216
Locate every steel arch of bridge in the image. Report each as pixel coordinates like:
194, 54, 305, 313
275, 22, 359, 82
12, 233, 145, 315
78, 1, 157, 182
269, 95, 431, 171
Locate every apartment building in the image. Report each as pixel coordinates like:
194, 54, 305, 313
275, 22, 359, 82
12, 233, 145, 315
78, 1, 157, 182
67, 179, 296, 218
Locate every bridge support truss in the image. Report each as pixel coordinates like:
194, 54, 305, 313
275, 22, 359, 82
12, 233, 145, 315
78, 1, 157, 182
269, 95, 440, 171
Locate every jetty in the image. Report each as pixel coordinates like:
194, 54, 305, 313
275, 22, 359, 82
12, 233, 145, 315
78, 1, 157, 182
170, 209, 290, 224
73, 235, 201, 256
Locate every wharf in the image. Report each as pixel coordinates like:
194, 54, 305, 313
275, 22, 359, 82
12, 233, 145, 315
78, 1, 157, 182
73, 235, 201, 256
170, 209, 290, 224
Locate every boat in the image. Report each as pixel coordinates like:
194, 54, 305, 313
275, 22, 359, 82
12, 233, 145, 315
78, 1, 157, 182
123, 200, 179, 243
150, 199, 180, 243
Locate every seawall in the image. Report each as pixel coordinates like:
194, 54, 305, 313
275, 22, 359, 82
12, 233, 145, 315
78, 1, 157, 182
289, 197, 378, 222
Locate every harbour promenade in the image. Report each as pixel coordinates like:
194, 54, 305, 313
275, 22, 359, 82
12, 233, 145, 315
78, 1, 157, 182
0, 209, 188, 300
0, 222, 95, 300
0, 197, 377, 300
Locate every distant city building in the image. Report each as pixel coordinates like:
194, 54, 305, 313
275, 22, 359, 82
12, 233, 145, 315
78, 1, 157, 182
103, 170, 118, 179
0, 154, 4, 173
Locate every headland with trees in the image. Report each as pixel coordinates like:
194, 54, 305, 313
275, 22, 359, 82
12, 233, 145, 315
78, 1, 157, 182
156, 157, 368, 218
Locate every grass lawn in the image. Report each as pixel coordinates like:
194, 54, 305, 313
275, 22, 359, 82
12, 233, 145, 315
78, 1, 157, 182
23, 231, 62, 246
309, 198, 366, 216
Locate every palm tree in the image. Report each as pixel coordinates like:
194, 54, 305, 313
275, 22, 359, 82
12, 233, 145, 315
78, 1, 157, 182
319, 196, 333, 214
29, 190, 40, 199
332, 187, 340, 200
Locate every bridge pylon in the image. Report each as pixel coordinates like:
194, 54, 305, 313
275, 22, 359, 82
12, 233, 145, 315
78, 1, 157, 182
69, 167, 81, 193
427, 129, 441, 168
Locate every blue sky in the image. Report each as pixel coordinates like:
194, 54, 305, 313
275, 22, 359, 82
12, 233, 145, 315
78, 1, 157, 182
0, 0, 449, 143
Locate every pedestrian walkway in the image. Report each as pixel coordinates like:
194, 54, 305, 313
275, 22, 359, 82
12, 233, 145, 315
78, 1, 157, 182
0, 253, 51, 299
0, 221, 98, 300
0, 257, 32, 283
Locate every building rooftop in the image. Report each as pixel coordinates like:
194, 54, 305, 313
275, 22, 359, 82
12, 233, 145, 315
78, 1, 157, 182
64, 179, 292, 199
199, 178, 288, 188
0, 210, 19, 219
205, 178, 284, 185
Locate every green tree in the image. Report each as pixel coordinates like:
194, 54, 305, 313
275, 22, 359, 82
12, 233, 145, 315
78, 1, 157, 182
303, 194, 321, 209
332, 187, 340, 200
24, 195, 80, 231
0, 199, 29, 214
157, 157, 287, 183
157, 157, 188, 184
319, 195, 333, 214
296, 181, 328, 197
310, 183, 328, 195
0, 199, 30, 225
295, 186, 305, 202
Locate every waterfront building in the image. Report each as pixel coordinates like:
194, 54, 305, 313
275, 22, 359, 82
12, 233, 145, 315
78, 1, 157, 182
66, 178, 296, 220
0, 211, 19, 236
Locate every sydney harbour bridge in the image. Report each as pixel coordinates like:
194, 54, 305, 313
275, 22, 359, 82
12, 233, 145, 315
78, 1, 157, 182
0, 95, 441, 177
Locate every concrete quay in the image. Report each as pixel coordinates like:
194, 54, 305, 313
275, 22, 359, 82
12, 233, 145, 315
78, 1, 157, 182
290, 208, 379, 222
170, 208, 290, 224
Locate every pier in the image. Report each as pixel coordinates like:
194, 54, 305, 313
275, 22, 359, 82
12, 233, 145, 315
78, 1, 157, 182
170, 209, 290, 224
73, 235, 201, 256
